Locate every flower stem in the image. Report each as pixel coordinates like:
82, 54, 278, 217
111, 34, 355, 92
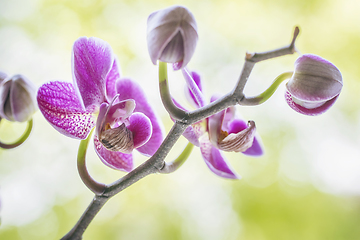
0, 118, 33, 149
233, 26, 299, 96
77, 128, 106, 195
159, 141, 194, 174
240, 71, 293, 105
159, 61, 188, 120
61, 27, 300, 239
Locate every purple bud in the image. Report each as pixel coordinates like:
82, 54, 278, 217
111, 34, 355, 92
0, 74, 37, 122
147, 5, 198, 69
285, 54, 343, 116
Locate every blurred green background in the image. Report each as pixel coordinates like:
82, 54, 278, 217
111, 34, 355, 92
0, 0, 359, 239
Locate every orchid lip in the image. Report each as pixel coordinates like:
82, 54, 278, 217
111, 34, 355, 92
218, 121, 256, 152
99, 123, 134, 153
96, 94, 137, 153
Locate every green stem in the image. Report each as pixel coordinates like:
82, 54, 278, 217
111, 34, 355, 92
159, 141, 194, 174
0, 118, 33, 149
159, 61, 187, 120
241, 71, 293, 106
77, 128, 106, 195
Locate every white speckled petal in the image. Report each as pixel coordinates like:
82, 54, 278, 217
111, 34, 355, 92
37, 81, 97, 139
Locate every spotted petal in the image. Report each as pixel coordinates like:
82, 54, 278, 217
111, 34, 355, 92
37, 81, 96, 139
72, 37, 114, 109
116, 78, 163, 156
200, 136, 239, 179
94, 136, 133, 171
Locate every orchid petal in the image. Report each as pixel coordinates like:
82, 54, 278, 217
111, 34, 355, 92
116, 78, 163, 156
200, 137, 239, 179
95, 102, 109, 138
285, 90, 339, 116
183, 69, 206, 108
94, 136, 133, 172
209, 95, 235, 132
72, 37, 114, 109
127, 112, 152, 148
228, 119, 264, 156
106, 58, 121, 101
183, 121, 207, 147
208, 109, 226, 147
37, 81, 97, 139
172, 97, 205, 146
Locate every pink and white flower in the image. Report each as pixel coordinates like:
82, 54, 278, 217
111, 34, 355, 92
176, 68, 264, 179
37, 37, 163, 172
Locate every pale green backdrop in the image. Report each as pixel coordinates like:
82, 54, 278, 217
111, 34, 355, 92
0, 0, 359, 239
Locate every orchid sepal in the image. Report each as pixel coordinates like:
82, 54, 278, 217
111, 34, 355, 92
37, 81, 97, 140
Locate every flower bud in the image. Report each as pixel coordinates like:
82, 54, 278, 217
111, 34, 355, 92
285, 54, 343, 116
147, 5, 198, 69
0, 74, 37, 122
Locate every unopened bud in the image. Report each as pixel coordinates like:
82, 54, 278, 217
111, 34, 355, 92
285, 54, 343, 116
147, 5, 198, 69
0, 74, 37, 122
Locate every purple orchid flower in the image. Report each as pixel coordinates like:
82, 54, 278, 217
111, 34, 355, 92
176, 68, 264, 179
37, 37, 163, 172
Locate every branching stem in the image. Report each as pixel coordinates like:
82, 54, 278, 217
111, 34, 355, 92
61, 26, 300, 240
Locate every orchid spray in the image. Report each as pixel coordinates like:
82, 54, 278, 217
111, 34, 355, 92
34, 5, 342, 239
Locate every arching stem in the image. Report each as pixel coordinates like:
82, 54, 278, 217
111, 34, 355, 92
77, 128, 106, 195
241, 71, 293, 106
159, 141, 194, 174
0, 118, 33, 149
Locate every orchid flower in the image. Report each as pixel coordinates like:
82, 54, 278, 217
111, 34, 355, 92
37, 37, 163, 172
175, 68, 264, 179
